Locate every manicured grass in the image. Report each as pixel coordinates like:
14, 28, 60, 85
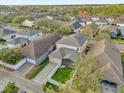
52, 67, 73, 84
120, 86, 124, 93
25, 58, 49, 79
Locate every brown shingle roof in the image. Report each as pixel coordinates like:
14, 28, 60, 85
21, 33, 61, 60
90, 39, 124, 85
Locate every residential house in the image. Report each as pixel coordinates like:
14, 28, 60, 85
90, 39, 124, 93
56, 33, 87, 53
21, 19, 35, 27
72, 21, 82, 32
114, 17, 124, 27
49, 47, 78, 67
81, 16, 93, 24
7, 37, 30, 48
21, 33, 61, 64
15, 29, 42, 41
118, 27, 124, 38
94, 19, 108, 27
106, 25, 117, 38
0, 26, 15, 40
92, 16, 100, 21
105, 17, 115, 23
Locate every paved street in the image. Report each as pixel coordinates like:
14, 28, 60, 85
33, 63, 58, 85
0, 70, 44, 93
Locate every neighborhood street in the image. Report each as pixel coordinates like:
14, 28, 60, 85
0, 69, 44, 93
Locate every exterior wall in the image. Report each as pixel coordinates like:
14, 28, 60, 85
117, 23, 124, 27
0, 58, 26, 70
86, 21, 92, 24
56, 43, 79, 51
56, 40, 87, 53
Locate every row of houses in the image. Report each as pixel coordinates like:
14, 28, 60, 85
0, 25, 43, 49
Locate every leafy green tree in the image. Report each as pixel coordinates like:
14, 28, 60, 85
0, 48, 23, 64
71, 53, 102, 93
1, 82, 18, 93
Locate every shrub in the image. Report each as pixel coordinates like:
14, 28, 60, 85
0, 48, 23, 64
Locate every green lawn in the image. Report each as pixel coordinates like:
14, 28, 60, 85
25, 58, 49, 79
52, 67, 73, 84
120, 86, 124, 93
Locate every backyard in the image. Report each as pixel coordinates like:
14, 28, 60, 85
52, 67, 74, 84
25, 58, 49, 79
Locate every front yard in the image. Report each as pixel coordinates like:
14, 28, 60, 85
25, 58, 49, 79
1, 82, 19, 93
52, 67, 73, 84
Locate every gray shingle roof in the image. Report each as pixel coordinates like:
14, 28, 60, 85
73, 21, 82, 29
57, 33, 87, 47
16, 29, 40, 37
8, 37, 30, 45
49, 47, 78, 62
90, 39, 123, 85
21, 33, 61, 59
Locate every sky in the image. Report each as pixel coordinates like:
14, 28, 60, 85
0, 0, 124, 5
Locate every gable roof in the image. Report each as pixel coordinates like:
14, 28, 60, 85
0, 26, 15, 35
57, 33, 87, 47
90, 39, 123, 85
49, 47, 78, 62
73, 21, 82, 29
21, 33, 61, 60
16, 29, 40, 37
7, 37, 30, 45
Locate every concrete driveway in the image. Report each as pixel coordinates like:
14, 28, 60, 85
0, 69, 44, 93
33, 63, 58, 85
12, 62, 34, 77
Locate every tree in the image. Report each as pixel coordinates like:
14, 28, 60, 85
45, 53, 102, 93
93, 31, 111, 41
50, 21, 60, 31
0, 48, 23, 64
71, 53, 102, 93
1, 82, 18, 93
